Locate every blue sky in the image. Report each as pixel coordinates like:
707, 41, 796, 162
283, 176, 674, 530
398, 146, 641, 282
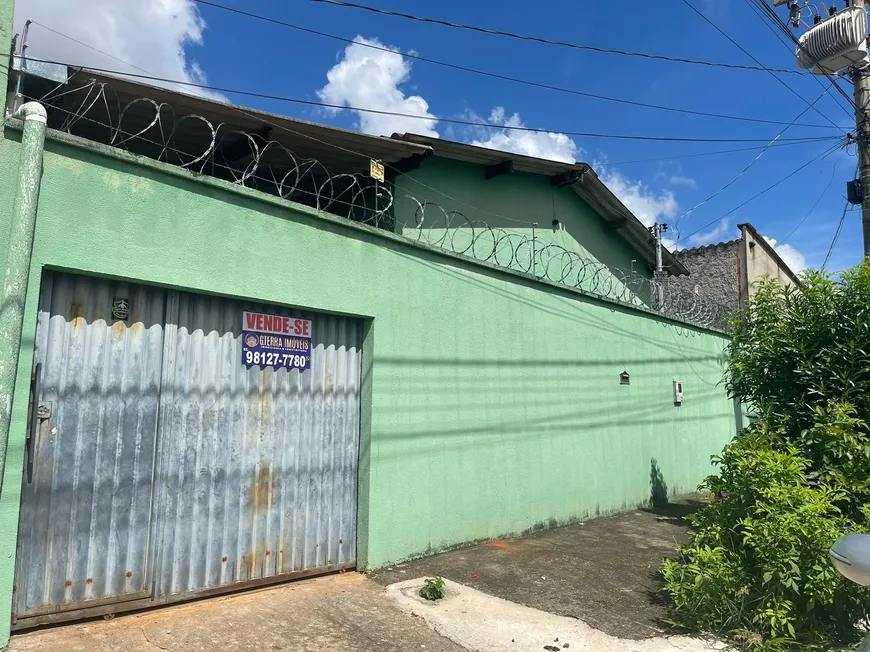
15, 0, 861, 271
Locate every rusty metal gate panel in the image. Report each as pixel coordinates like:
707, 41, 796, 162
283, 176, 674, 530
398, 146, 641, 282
150, 291, 363, 601
14, 272, 167, 624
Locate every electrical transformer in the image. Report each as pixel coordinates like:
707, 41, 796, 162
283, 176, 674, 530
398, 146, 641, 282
796, 5, 868, 74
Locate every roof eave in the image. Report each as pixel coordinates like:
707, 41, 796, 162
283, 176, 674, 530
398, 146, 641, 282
391, 133, 688, 276
572, 168, 689, 276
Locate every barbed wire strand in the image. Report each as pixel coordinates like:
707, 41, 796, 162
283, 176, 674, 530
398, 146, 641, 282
25, 43, 562, 229
28, 84, 579, 230
27, 83, 733, 329
38, 66, 845, 297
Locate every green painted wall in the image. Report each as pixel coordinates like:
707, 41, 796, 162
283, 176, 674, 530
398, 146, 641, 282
0, 130, 736, 645
0, 130, 21, 271
393, 157, 649, 277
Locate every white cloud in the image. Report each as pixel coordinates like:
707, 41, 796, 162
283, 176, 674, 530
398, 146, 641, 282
688, 218, 731, 246
15, 0, 222, 99
317, 36, 438, 138
469, 108, 579, 163
670, 175, 697, 188
763, 236, 807, 272
596, 166, 678, 228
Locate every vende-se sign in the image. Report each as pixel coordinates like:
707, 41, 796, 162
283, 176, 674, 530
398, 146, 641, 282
243, 311, 311, 337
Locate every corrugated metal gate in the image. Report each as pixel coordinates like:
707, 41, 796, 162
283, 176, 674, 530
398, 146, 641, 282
13, 272, 363, 628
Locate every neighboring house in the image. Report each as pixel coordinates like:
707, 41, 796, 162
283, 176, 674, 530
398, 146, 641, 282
0, 39, 738, 641
670, 222, 801, 315
389, 134, 687, 284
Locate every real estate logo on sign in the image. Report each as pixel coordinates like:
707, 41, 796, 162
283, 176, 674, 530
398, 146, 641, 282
112, 297, 130, 321
241, 310, 312, 370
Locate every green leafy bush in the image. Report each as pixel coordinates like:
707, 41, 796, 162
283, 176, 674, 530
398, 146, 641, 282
663, 263, 870, 650
725, 265, 870, 457
662, 426, 870, 649
419, 576, 445, 601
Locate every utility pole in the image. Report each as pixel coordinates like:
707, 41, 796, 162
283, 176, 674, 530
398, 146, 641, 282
780, 0, 870, 255
651, 222, 668, 308
651, 222, 668, 275
851, 0, 870, 257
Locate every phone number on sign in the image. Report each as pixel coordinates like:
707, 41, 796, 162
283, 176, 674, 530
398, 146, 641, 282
244, 350, 309, 368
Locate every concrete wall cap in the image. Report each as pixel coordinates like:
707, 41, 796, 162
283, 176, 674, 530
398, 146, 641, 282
12, 102, 47, 124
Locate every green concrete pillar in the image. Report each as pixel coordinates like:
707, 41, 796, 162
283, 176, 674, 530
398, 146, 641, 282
0, 102, 46, 499
0, 0, 14, 138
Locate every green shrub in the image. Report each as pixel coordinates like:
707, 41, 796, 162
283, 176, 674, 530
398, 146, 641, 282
419, 576, 445, 601
725, 265, 870, 458
662, 427, 870, 649
663, 262, 870, 649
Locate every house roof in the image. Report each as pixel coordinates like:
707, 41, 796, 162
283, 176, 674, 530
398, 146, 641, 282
391, 133, 688, 276
738, 222, 802, 286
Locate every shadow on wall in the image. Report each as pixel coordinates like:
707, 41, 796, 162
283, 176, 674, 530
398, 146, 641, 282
650, 458, 668, 507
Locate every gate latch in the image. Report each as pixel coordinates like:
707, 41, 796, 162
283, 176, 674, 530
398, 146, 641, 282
36, 402, 50, 420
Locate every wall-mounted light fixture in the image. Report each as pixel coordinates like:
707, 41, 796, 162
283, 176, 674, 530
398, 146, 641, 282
552, 219, 560, 232
620, 371, 630, 386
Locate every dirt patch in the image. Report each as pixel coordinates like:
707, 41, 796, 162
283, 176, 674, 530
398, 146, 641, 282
371, 497, 705, 640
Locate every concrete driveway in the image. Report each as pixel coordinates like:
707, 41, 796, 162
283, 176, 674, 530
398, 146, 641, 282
373, 498, 704, 639
9, 573, 465, 652
9, 499, 704, 651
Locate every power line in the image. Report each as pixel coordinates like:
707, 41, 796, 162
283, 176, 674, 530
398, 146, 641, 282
742, 0, 857, 117
823, 196, 852, 270
23, 33, 849, 244
779, 161, 840, 245
610, 138, 844, 165
743, 0, 799, 51
29, 21, 152, 76
681, 142, 842, 242
673, 84, 835, 241
221, 94, 840, 243
677, 0, 850, 132
28, 21, 221, 100
19, 28, 540, 225
29, 38, 826, 230
189, 0, 836, 130
21, 56, 844, 145
745, 0, 859, 115
307, 0, 806, 75
32, 78, 555, 228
